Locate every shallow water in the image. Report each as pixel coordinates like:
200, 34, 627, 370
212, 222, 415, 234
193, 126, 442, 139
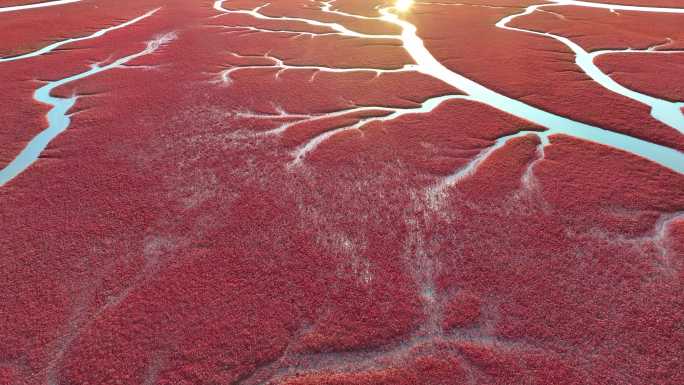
1, 0, 683, 186
498, 4, 684, 133
378, 7, 684, 174
0, 8, 159, 63
0, 33, 175, 186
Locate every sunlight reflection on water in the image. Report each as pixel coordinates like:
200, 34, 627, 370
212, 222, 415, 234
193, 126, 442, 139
395, 0, 414, 12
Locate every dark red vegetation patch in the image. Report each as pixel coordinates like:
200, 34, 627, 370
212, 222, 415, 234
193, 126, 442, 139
453, 341, 585, 385
668, 219, 684, 276
0, 0, 172, 56
209, 28, 412, 70
1, 1, 683, 385
456, 134, 541, 200
595, 52, 684, 102
278, 355, 467, 385
259, 0, 401, 36
433, 132, 684, 384
0, 0, 47, 4
442, 290, 482, 330
306, 100, 542, 176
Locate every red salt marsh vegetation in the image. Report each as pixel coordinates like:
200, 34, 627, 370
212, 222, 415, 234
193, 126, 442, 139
595, 53, 684, 102
1, 1, 683, 385
406, 1, 684, 150
0, 0, 169, 56
581, 0, 684, 6
511, 2, 684, 101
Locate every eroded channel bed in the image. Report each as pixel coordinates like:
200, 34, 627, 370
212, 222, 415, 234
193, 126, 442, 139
1, 1, 683, 384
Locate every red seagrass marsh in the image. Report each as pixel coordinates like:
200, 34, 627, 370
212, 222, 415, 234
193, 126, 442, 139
1, 1, 683, 384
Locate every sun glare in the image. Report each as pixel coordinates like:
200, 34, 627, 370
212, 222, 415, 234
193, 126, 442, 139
395, 0, 414, 12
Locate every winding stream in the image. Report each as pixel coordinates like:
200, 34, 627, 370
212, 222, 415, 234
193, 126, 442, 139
2, 0, 683, 186
345, 1, 684, 174
546, 0, 684, 13
210, 0, 684, 175
214, 0, 684, 174
0, 8, 159, 63
0, 33, 175, 186
378, 3, 684, 174
0, 9, 162, 186
498, 4, 684, 133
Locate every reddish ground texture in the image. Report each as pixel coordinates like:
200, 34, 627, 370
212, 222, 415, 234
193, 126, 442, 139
583, 0, 684, 6
509, 3, 684, 109
408, 1, 684, 151
595, 52, 684, 101
0, 0, 170, 56
1, 1, 683, 385
0, 1, 55, 5
508, 4, 684, 51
